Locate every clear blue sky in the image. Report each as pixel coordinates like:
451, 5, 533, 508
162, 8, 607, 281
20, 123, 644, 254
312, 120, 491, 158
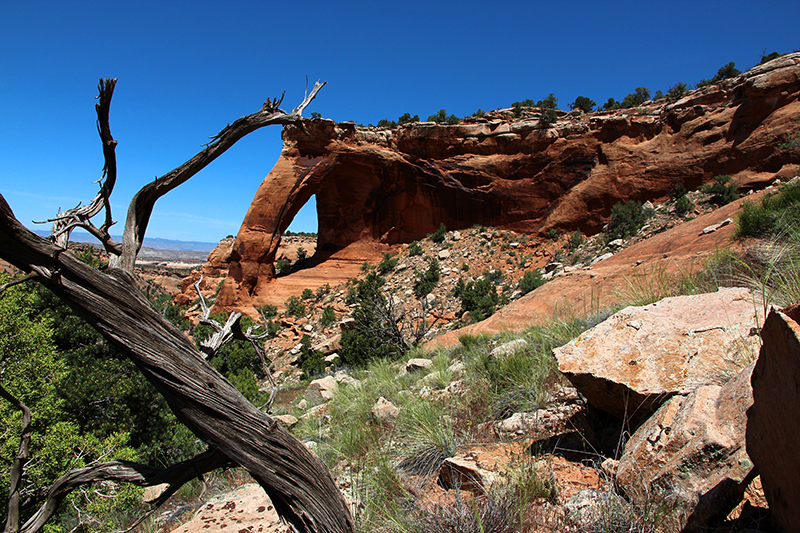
1, 1, 797, 243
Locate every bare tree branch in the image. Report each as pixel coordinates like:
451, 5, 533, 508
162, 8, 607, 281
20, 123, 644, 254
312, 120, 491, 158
19, 449, 230, 533
193, 276, 277, 411
116, 79, 326, 271
0, 384, 32, 533
43, 79, 121, 256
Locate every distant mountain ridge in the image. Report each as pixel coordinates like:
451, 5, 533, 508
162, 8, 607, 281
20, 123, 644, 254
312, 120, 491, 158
34, 230, 219, 253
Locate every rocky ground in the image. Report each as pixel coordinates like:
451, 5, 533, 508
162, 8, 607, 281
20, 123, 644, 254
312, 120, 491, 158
141, 181, 795, 533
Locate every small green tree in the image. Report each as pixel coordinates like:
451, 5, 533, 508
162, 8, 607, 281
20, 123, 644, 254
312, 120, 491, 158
321, 305, 336, 327
459, 279, 499, 322
378, 252, 399, 274
376, 118, 397, 128
429, 222, 447, 243
296, 246, 308, 261
398, 113, 420, 125
568, 230, 585, 251
667, 82, 688, 101
339, 273, 408, 366
702, 175, 739, 206
414, 257, 441, 298
606, 200, 647, 241
285, 295, 306, 317
570, 96, 596, 113
409, 241, 423, 256
276, 258, 291, 274
601, 98, 621, 111
301, 288, 314, 300
518, 270, 546, 295
621, 87, 651, 108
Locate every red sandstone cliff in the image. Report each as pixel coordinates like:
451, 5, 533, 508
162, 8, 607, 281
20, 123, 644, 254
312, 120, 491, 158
208, 53, 800, 313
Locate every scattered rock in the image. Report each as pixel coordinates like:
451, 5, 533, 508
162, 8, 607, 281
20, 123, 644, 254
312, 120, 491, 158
439, 456, 496, 492
554, 287, 761, 425
700, 218, 733, 235
438, 249, 451, 260
272, 414, 298, 429
371, 396, 400, 426
489, 338, 528, 357
305, 375, 338, 403
405, 358, 433, 372
607, 238, 625, 248
591, 252, 613, 264
747, 309, 800, 533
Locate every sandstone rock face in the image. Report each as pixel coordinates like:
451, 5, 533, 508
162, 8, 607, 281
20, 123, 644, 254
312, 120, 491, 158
553, 287, 760, 425
746, 309, 800, 533
213, 54, 800, 312
616, 363, 755, 533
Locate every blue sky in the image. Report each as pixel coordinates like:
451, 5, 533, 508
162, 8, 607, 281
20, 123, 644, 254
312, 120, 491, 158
1, 1, 798, 243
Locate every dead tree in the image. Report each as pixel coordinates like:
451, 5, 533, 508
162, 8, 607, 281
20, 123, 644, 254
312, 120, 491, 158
0, 79, 354, 533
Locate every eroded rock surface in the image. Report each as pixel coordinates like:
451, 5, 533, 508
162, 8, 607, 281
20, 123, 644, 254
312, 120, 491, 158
211, 54, 800, 313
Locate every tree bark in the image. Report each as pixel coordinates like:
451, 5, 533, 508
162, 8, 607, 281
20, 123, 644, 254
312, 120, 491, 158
0, 385, 32, 533
0, 199, 354, 532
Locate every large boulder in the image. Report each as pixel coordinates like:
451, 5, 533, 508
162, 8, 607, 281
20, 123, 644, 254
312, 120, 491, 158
616, 363, 755, 532
746, 308, 800, 533
553, 287, 760, 425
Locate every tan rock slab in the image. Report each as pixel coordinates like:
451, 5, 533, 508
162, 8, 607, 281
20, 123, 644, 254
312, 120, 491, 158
553, 287, 760, 424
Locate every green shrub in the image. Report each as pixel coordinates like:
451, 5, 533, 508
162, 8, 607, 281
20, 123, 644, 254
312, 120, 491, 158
518, 270, 546, 295
301, 288, 314, 300
429, 222, 447, 243
285, 295, 306, 317
276, 258, 291, 274
675, 194, 695, 216
258, 304, 278, 319
702, 174, 739, 206
780, 132, 800, 150
376, 118, 397, 128
414, 257, 441, 298
472, 109, 486, 118
621, 87, 651, 108
459, 279, 499, 322
568, 230, 584, 250
293, 334, 326, 379
408, 241, 423, 256
667, 82, 688, 101
321, 305, 336, 327
736, 180, 800, 239
570, 96, 596, 113
548, 228, 559, 241
427, 109, 459, 124
602, 98, 621, 111
296, 246, 307, 261
315, 283, 330, 301
377, 252, 398, 274
606, 200, 647, 241
398, 113, 420, 125
340, 273, 407, 367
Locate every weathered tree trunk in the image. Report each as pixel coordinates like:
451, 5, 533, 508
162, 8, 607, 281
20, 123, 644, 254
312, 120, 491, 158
0, 199, 353, 532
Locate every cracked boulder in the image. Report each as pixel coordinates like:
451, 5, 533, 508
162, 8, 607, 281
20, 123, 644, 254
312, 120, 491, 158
553, 287, 760, 426
616, 363, 755, 533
